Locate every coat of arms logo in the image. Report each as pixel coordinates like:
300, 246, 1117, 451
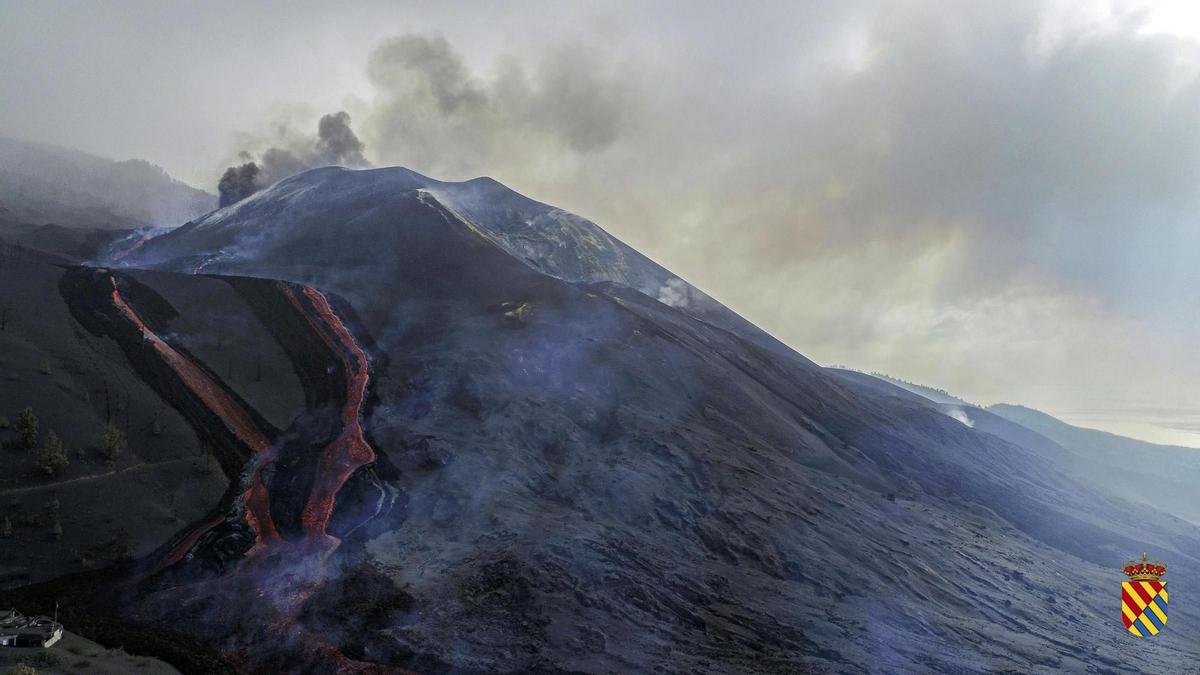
1122, 552, 1168, 637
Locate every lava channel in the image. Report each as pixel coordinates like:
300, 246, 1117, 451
280, 283, 377, 545
107, 274, 281, 553
110, 273, 397, 671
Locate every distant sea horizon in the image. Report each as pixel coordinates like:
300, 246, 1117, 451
1048, 407, 1200, 449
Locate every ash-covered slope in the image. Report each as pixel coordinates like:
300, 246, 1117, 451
119, 166, 806, 363
12, 166, 1199, 672
834, 369, 1200, 527
991, 403, 1200, 525
0, 245, 229, 590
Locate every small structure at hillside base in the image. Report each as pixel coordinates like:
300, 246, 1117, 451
0, 609, 63, 648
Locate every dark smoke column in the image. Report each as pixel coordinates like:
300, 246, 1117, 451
217, 161, 260, 208
216, 110, 370, 208
315, 111, 367, 166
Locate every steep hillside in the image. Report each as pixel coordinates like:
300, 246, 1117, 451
0, 245, 228, 589
0, 221, 134, 262
0, 136, 214, 230
2, 167, 1198, 673
836, 369, 1200, 536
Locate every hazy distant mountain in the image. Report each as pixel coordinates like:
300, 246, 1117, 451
0, 136, 214, 230
991, 403, 1200, 524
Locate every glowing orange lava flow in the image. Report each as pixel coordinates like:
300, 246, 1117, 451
107, 275, 280, 549
110, 274, 399, 671
108, 230, 155, 263
281, 283, 376, 544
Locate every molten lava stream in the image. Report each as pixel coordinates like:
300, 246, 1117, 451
106, 274, 281, 551
280, 283, 377, 544
110, 275, 397, 670
108, 230, 155, 263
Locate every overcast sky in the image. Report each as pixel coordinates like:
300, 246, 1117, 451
4, 0, 1200, 444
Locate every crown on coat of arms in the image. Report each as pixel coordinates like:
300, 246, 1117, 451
1124, 552, 1167, 581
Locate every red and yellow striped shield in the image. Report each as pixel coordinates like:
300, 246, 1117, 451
1122, 580, 1168, 637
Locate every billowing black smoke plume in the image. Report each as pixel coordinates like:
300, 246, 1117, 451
217, 161, 260, 208
316, 111, 367, 166
218, 111, 370, 207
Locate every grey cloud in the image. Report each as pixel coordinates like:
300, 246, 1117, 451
316, 111, 368, 166
361, 33, 633, 177
795, 2, 1200, 298
367, 34, 486, 115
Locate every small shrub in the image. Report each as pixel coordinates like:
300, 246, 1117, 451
5, 664, 40, 675
98, 423, 126, 466
37, 431, 69, 476
15, 407, 38, 449
0, 415, 9, 428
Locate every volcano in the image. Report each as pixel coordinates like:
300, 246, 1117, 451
3, 166, 1200, 673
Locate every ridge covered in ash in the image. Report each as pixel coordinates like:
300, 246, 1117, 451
118, 166, 807, 364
